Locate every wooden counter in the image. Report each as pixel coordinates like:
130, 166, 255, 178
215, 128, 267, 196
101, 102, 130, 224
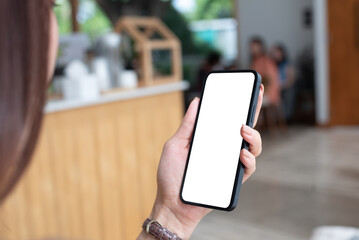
0, 82, 188, 239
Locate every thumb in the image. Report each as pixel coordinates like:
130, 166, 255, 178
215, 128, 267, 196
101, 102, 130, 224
174, 97, 200, 140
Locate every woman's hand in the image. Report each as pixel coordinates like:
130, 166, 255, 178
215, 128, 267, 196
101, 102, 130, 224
138, 85, 264, 240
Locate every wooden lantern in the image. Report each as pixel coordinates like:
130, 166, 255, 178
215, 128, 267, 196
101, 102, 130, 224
115, 17, 182, 86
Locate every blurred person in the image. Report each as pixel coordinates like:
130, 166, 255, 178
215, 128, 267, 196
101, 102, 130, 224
0, 1, 263, 240
196, 51, 222, 91
271, 44, 296, 122
250, 37, 280, 106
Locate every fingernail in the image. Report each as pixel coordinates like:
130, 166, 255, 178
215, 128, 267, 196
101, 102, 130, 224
192, 97, 200, 103
242, 125, 253, 136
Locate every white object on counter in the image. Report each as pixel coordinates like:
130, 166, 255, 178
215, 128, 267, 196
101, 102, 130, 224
63, 74, 100, 100
92, 57, 111, 91
63, 60, 100, 100
97, 32, 123, 88
64, 60, 88, 79
118, 70, 138, 89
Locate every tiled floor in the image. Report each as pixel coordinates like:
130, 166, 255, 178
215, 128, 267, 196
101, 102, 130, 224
192, 127, 359, 240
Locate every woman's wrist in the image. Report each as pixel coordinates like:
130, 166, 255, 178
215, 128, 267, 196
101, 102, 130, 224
149, 202, 190, 239
138, 200, 199, 240
137, 206, 188, 240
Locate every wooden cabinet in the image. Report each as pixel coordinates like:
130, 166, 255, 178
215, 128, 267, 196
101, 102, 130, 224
328, 0, 359, 125
0, 91, 184, 239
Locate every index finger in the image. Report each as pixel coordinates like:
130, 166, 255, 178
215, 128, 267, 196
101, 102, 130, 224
253, 84, 264, 127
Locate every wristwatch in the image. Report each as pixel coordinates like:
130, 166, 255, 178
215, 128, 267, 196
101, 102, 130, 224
142, 218, 183, 240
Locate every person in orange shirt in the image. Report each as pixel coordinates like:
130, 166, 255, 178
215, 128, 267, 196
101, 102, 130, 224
250, 37, 280, 106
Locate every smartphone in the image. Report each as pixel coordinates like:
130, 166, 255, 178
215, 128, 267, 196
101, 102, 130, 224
180, 70, 261, 211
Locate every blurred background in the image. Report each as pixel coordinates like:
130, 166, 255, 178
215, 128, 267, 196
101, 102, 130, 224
1, 0, 359, 239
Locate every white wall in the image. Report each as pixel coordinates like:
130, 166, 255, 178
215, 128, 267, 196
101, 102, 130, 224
237, 0, 314, 67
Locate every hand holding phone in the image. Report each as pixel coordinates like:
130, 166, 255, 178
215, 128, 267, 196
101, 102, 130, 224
180, 70, 262, 211
140, 75, 263, 239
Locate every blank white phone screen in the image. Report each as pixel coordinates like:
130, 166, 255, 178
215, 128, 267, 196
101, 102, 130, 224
182, 72, 255, 208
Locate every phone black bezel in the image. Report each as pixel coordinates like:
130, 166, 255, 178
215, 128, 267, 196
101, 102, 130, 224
179, 70, 262, 211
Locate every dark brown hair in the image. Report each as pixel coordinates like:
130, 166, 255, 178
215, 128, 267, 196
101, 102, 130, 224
0, 1, 51, 203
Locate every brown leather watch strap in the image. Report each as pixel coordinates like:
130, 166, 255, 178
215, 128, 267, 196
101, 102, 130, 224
142, 218, 183, 240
